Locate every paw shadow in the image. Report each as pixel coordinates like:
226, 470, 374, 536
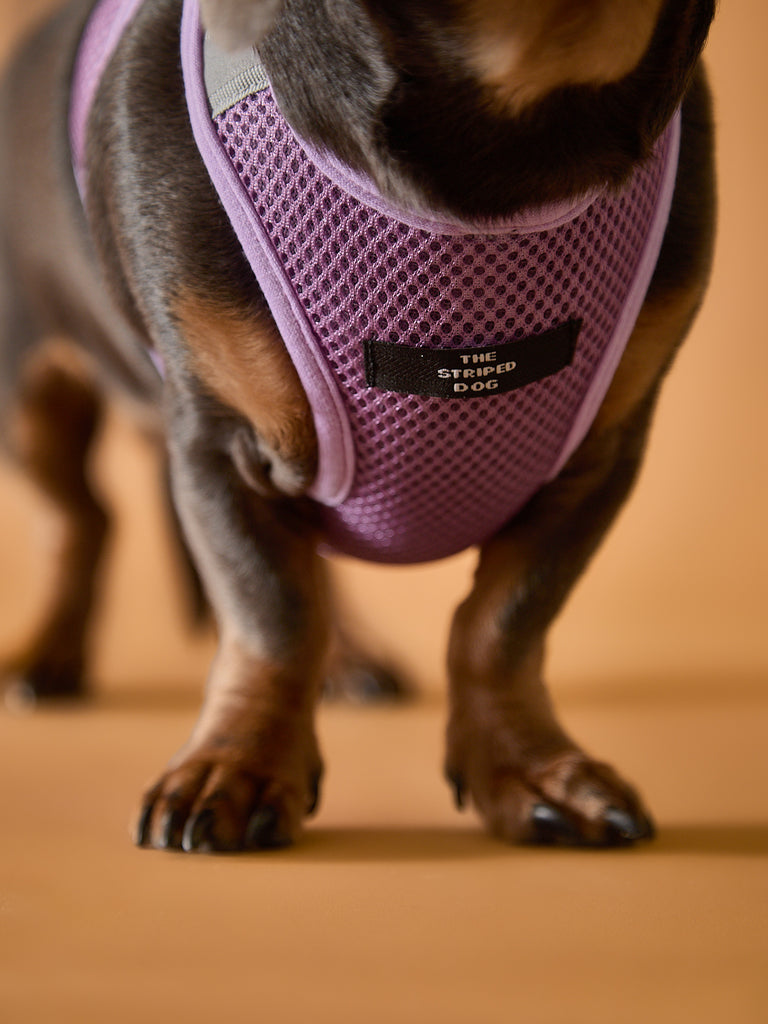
284, 826, 506, 863
280, 822, 768, 862
652, 823, 768, 858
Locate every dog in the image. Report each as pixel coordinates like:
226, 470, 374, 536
0, 0, 716, 851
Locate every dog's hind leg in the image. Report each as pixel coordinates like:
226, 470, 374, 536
324, 602, 411, 703
1, 339, 109, 706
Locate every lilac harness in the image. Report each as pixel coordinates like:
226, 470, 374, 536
71, 0, 681, 564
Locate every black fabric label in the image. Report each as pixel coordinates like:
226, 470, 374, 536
364, 319, 581, 399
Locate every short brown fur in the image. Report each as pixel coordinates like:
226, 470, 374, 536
176, 292, 317, 495
463, 0, 666, 113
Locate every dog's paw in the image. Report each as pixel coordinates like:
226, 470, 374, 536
323, 655, 410, 704
2, 655, 87, 710
446, 742, 655, 848
134, 746, 323, 853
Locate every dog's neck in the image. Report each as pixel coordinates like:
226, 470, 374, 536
202, 34, 596, 234
252, 0, 714, 222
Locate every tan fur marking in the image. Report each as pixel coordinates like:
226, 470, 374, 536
10, 338, 97, 461
16, 335, 94, 390
176, 294, 316, 472
462, 0, 665, 114
185, 638, 314, 750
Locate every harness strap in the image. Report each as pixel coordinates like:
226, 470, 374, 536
70, 0, 144, 198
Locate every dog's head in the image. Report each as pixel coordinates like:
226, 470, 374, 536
201, 0, 715, 221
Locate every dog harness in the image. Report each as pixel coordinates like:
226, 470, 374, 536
71, 0, 681, 563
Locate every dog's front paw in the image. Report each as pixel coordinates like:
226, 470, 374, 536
446, 725, 655, 847
134, 741, 323, 853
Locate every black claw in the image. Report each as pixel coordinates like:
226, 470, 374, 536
306, 772, 323, 817
245, 807, 290, 849
134, 801, 155, 848
445, 769, 466, 810
182, 808, 217, 853
604, 807, 656, 844
528, 803, 581, 845
159, 807, 186, 850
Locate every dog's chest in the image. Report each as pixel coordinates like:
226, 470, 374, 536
72, 0, 681, 564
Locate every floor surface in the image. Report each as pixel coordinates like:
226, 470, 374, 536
2, 686, 767, 1023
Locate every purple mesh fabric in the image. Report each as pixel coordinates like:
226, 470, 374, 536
213, 91, 675, 563
70, 0, 679, 565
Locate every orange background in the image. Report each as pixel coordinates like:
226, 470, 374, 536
0, 2, 766, 1023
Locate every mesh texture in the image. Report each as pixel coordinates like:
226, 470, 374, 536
215, 90, 667, 563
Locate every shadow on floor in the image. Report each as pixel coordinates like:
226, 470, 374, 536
269, 826, 510, 863
90, 686, 436, 715
86, 671, 768, 714
262, 822, 768, 864
556, 673, 767, 709
92, 687, 204, 712
652, 823, 768, 857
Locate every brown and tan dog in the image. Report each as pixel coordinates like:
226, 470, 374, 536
0, 0, 716, 851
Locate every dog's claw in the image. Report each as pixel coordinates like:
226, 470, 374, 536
306, 771, 323, 817
639, 813, 657, 841
134, 801, 155, 848
527, 803, 655, 847
445, 769, 466, 810
159, 807, 186, 850
182, 808, 217, 853
528, 803, 581, 845
245, 807, 290, 849
603, 807, 656, 844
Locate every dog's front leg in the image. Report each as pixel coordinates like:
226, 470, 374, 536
446, 402, 659, 847
135, 388, 328, 853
